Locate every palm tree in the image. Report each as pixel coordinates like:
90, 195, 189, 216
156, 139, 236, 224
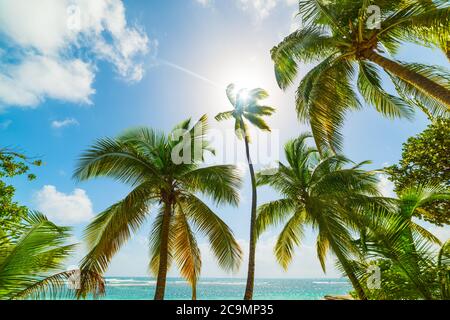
358, 185, 448, 299
255, 134, 381, 300
215, 84, 276, 300
74, 116, 243, 300
271, 0, 450, 152
438, 240, 450, 299
395, 185, 447, 260
0, 212, 77, 300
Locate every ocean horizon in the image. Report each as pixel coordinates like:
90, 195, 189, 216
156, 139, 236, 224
90, 277, 353, 300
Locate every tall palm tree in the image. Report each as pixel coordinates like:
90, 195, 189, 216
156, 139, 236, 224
255, 134, 381, 300
215, 84, 276, 300
74, 116, 243, 300
357, 185, 448, 299
0, 212, 77, 300
271, 0, 450, 152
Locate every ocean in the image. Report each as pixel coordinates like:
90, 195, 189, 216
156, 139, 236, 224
98, 277, 352, 300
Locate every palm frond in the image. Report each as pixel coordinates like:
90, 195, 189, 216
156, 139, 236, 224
390, 73, 450, 118
0, 212, 76, 300
148, 206, 175, 277
215, 111, 234, 122
226, 84, 237, 106
271, 25, 337, 89
182, 194, 242, 273
316, 231, 330, 273
246, 106, 276, 116
79, 183, 152, 294
256, 199, 296, 237
172, 206, 201, 295
296, 57, 359, 153
358, 61, 414, 119
243, 114, 271, 132
274, 211, 306, 270
247, 88, 269, 102
380, 4, 450, 52
73, 137, 161, 186
181, 165, 242, 206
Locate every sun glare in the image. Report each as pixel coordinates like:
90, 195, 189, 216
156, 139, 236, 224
237, 89, 250, 103
219, 59, 269, 91
230, 87, 250, 105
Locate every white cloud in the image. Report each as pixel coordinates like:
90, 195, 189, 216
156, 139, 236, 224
34, 185, 94, 225
237, 0, 279, 20
0, 0, 151, 108
195, 0, 213, 7
51, 118, 80, 129
0, 56, 95, 107
197, 0, 297, 21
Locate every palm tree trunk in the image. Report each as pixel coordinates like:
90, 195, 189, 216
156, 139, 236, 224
330, 241, 368, 300
192, 282, 197, 300
154, 202, 172, 300
243, 134, 257, 300
445, 43, 450, 62
363, 50, 450, 108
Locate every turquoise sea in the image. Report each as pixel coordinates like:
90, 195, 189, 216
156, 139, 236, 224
98, 277, 352, 300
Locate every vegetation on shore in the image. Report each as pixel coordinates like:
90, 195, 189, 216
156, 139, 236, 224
386, 118, 450, 226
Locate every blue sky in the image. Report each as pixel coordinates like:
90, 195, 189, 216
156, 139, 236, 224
0, 0, 448, 279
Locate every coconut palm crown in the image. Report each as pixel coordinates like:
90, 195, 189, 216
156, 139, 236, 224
272, 0, 450, 153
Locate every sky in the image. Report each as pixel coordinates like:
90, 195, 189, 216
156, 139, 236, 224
0, 0, 449, 279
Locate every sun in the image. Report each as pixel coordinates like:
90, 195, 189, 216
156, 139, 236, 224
216, 55, 271, 91
226, 67, 267, 90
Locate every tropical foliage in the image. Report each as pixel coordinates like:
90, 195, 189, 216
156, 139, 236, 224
386, 118, 450, 225
0, 148, 41, 181
353, 257, 443, 300
0, 149, 41, 237
353, 185, 449, 300
255, 134, 382, 300
271, 0, 450, 152
0, 212, 76, 300
0, 182, 28, 238
256, 135, 449, 300
73, 116, 243, 300
215, 84, 276, 300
